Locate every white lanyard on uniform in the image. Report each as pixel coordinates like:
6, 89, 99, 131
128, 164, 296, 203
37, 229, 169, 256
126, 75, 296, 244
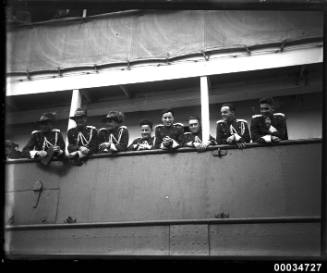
108, 128, 123, 144
194, 136, 202, 143
77, 128, 93, 146
42, 132, 58, 150
229, 122, 245, 136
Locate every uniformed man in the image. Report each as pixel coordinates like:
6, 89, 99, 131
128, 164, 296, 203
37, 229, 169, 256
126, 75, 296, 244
22, 112, 65, 165
5, 139, 23, 159
182, 116, 216, 152
250, 97, 288, 144
128, 119, 155, 151
67, 108, 98, 165
216, 103, 250, 149
98, 111, 129, 153
154, 109, 184, 150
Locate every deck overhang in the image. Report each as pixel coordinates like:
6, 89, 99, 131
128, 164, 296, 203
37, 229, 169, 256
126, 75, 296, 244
6, 45, 323, 97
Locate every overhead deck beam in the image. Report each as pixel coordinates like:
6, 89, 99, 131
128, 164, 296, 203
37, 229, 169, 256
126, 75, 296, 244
5, 77, 322, 125
6, 47, 323, 97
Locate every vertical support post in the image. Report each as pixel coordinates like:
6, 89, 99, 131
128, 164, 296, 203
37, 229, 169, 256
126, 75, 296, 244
200, 76, 210, 143
65, 89, 82, 155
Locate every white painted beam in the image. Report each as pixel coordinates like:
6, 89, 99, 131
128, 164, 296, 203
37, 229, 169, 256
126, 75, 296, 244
67, 89, 81, 130
65, 90, 81, 155
6, 47, 323, 97
200, 77, 210, 143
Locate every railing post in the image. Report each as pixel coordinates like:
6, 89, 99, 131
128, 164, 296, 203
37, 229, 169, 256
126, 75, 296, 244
200, 76, 210, 143
65, 89, 82, 155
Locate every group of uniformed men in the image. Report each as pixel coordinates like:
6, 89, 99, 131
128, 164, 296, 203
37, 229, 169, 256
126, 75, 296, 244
5, 97, 288, 165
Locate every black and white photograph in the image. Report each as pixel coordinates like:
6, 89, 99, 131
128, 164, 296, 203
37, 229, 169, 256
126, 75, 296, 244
3, 0, 327, 266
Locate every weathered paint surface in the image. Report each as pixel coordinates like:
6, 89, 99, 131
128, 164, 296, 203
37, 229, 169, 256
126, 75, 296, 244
4, 141, 322, 257
170, 225, 209, 256
209, 223, 320, 256
5, 142, 321, 225
6, 222, 320, 257
6, 226, 170, 256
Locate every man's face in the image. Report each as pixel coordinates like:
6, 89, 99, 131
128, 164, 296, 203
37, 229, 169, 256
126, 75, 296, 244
162, 112, 174, 127
75, 116, 87, 127
39, 121, 53, 133
141, 125, 152, 139
220, 106, 234, 122
189, 119, 200, 134
260, 103, 274, 117
106, 119, 119, 130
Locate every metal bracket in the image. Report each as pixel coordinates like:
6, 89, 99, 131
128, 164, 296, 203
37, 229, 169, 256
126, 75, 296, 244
244, 46, 251, 56
57, 67, 62, 77
214, 212, 230, 219
26, 69, 31, 80
278, 39, 287, 53
295, 65, 308, 86
64, 216, 77, 224
201, 50, 210, 61
212, 148, 228, 158
166, 53, 171, 65
32, 180, 43, 208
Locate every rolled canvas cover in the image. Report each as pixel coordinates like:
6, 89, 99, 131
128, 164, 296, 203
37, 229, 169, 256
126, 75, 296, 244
6, 10, 323, 74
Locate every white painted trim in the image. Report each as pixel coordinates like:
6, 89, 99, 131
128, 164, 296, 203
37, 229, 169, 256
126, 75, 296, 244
6, 47, 323, 97
65, 90, 81, 155
200, 77, 210, 143
67, 90, 81, 131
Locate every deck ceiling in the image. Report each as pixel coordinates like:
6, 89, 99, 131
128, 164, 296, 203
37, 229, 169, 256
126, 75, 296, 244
5, 63, 322, 115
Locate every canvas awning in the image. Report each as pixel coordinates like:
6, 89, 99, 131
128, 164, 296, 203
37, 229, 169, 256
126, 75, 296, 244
6, 10, 323, 75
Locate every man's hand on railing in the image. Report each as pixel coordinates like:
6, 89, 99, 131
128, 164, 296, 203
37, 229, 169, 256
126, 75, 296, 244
271, 136, 281, 143
194, 142, 208, 152
37, 151, 47, 158
226, 135, 234, 144
99, 142, 110, 151
236, 142, 246, 149
162, 136, 173, 147
80, 146, 90, 155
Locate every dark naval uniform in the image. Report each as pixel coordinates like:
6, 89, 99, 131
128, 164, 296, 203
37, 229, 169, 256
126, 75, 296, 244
128, 137, 155, 151
67, 125, 98, 154
154, 123, 184, 149
7, 150, 23, 159
250, 113, 288, 143
216, 119, 250, 144
98, 126, 129, 152
5, 140, 23, 159
22, 129, 65, 159
182, 131, 216, 148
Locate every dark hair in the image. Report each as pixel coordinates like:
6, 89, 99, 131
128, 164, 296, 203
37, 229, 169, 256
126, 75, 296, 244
103, 111, 125, 123
259, 97, 274, 106
161, 108, 175, 117
221, 103, 235, 112
139, 119, 153, 129
188, 116, 200, 122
